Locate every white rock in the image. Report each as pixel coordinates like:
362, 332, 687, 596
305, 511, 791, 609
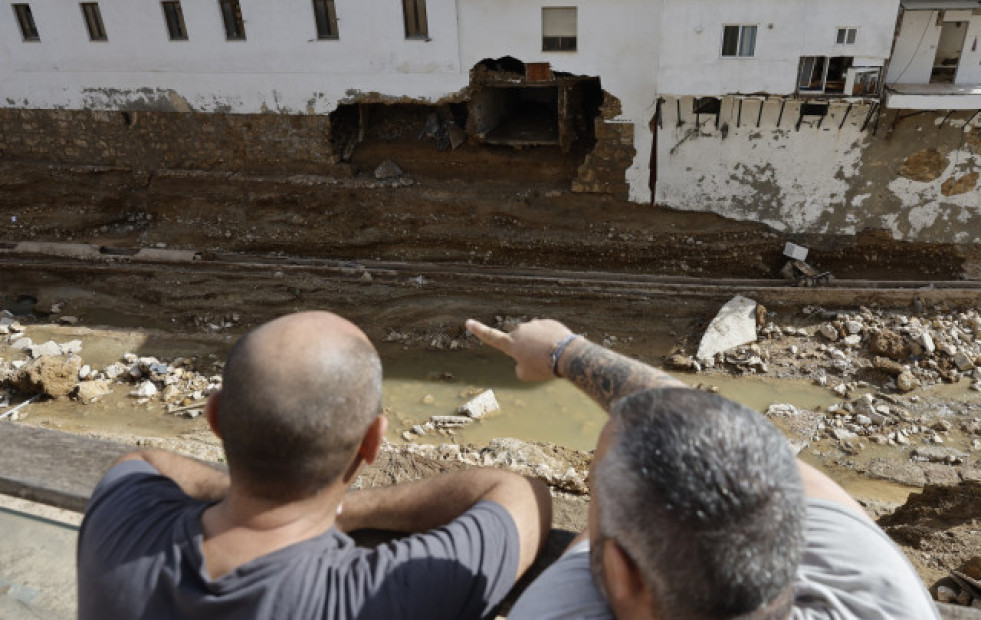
79, 364, 91, 380
920, 332, 936, 355
766, 404, 799, 416
696, 296, 758, 363
458, 390, 499, 419
11, 337, 33, 351
60, 340, 83, 355
29, 341, 63, 358
833, 384, 848, 396
819, 324, 839, 341
843, 335, 862, 347
133, 381, 158, 398
845, 321, 863, 335
104, 362, 127, 379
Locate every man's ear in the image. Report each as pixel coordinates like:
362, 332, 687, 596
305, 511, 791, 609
602, 539, 649, 616
205, 391, 222, 439
358, 415, 387, 466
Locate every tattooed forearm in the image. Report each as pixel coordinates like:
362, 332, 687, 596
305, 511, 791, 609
560, 339, 687, 411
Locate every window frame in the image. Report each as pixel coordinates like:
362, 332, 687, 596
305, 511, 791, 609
312, 0, 338, 39
836, 27, 857, 45
218, 0, 246, 41
402, 0, 428, 39
12, 4, 40, 41
80, 3, 107, 41
542, 6, 577, 52
721, 24, 757, 58
161, 1, 188, 41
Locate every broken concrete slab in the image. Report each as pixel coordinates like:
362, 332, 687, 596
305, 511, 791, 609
696, 296, 758, 363
458, 389, 499, 419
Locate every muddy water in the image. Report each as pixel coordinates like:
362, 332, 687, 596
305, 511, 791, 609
381, 347, 840, 451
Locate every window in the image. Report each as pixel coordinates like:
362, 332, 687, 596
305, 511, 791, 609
312, 0, 338, 39
402, 0, 427, 39
693, 97, 721, 115
836, 27, 857, 45
543, 7, 577, 52
721, 24, 756, 57
798, 56, 852, 94
162, 2, 187, 40
80, 3, 107, 41
12, 4, 39, 41
219, 0, 245, 40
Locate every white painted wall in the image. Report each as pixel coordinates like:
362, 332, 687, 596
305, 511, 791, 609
658, 0, 899, 96
0, 0, 468, 112
954, 16, 981, 84
0, 0, 661, 201
885, 10, 942, 84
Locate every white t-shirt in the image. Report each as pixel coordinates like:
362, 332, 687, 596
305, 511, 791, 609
509, 498, 940, 620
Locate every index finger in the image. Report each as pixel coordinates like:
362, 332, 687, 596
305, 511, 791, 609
465, 319, 514, 355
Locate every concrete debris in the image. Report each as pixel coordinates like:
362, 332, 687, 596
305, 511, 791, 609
818, 323, 838, 341
430, 415, 475, 428
458, 389, 499, 419
897, 370, 919, 393
133, 381, 158, 398
12, 356, 82, 399
11, 337, 33, 351
696, 296, 758, 363
76, 379, 113, 404
29, 341, 65, 359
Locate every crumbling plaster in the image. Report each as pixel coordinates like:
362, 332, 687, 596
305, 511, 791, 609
657, 98, 981, 243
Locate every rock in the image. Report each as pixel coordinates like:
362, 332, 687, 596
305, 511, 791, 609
12, 356, 82, 399
844, 320, 863, 335
869, 329, 910, 361
842, 335, 862, 346
133, 381, 158, 398
666, 354, 699, 371
59, 315, 79, 325
766, 403, 799, 417
401, 431, 414, 441
912, 446, 967, 464
873, 356, 904, 376
458, 389, 499, 419
75, 379, 113, 404
11, 337, 33, 351
59, 340, 83, 355
953, 351, 976, 372
937, 585, 958, 603
819, 323, 839, 341
374, 160, 403, 179
28, 340, 63, 358
831, 428, 857, 441
896, 370, 919, 393
78, 364, 91, 380
104, 362, 127, 380
833, 383, 848, 396
856, 414, 872, 427
696, 296, 758, 363
421, 394, 435, 405
918, 333, 935, 356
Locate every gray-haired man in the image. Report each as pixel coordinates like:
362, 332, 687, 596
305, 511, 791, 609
467, 317, 938, 620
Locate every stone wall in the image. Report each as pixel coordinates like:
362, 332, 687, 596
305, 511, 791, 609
0, 109, 343, 175
572, 94, 635, 199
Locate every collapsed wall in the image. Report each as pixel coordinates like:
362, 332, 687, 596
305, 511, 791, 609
655, 96, 981, 244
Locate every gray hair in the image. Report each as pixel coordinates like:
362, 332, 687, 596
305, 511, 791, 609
593, 388, 805, 620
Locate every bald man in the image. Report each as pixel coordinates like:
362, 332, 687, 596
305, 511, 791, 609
77, 311, 551, 620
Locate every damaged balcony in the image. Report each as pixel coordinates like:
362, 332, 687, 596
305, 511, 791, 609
884, 0, 981, 109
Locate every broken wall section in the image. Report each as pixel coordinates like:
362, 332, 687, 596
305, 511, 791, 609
0, 109, 344, 175
655, 95, 981, 245
571, 93, 635, 199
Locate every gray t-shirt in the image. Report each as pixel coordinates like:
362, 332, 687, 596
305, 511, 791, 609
78, 460, 520, 620
509, 498, 940, 620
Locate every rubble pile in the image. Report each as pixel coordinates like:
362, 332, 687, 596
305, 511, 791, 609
1, 313, 222, 419
678, 302, 981, 396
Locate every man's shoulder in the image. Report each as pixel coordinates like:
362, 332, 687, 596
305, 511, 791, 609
793, 498, 940, 620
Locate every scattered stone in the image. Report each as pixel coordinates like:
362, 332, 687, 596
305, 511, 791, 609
912, 446, 968, 465
75, 379, 113, 404
78, 364, 92, 380
133, 381, 158, 398
696, 296, 758, 363
458, 389, 499, 419
11, 337, 33, 351
59, 315, 79, 326
953, 351, 976, 372
104, 362, 127, 380
844, 320, 863, 335
818, 323, 839, 341
897, 370, 919, 393
870, 329, 910, 361
843, 335, 861, 347
831, 428, 857, 441
920, 332, 936, 355
873, 357, 904, 376
665, 354, 699, 371
60, 340, 83, 355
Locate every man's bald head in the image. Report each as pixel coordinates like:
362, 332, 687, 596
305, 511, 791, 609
217, 312, 383, 501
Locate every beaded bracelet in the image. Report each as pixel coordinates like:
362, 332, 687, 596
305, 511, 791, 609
550, 334, 581, 377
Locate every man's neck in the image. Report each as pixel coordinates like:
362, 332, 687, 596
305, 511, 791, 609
199, 482, 346, 579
